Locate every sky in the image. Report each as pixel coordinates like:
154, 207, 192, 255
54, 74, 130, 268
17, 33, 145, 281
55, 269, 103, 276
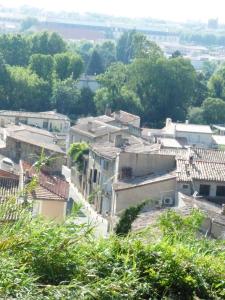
1, 0, 225, 22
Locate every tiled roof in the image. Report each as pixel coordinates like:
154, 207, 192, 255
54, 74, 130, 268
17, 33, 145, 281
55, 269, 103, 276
164, 122, 212, 134
114, 171, 176, 191
0, 177, 19, 197
71, 119, 124, 139
111, 110, 140, 124
90, 136, 148, 159
5, 124, 65, 154
30, 186, 66, 202
177, 159, 225, 182
0, 110, 70, 121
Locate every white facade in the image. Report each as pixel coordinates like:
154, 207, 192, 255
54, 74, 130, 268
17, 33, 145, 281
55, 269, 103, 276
0, 111, 70, 133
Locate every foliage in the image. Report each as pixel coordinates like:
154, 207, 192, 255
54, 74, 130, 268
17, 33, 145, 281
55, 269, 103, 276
0, 206, 224, 299
188, 106, 205, 124
202, 97, 225, 124
86, 49, 104, 75
54, 52, 83, 80
116, 30, 162, 63
6, 66, 51, 111
115, 201, 147, 236
68, 142, 89, 171
29, 54, 54, 81
51, 78, 81, 115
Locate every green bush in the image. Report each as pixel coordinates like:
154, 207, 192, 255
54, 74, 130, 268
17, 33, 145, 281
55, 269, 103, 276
0, 204, 224, 299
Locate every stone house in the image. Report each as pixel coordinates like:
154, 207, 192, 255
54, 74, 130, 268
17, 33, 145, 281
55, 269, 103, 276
0, 124, 66, 174
143, 118, 215, 149
0, 110, 70, 133
71, 135, 177, 217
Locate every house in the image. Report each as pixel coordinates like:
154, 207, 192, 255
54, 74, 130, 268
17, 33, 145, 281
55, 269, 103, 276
176, 148, 225, 205
21, 161, 69, 222
69, 117, 128, 145
143, 118, 215, 149
0, 124, 66, 174
132, 193, 225, 239
0, 110, 70, 133
71, 134, 177, 219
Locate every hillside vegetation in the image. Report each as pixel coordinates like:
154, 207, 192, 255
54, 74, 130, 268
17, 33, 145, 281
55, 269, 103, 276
0, 202, 224, 299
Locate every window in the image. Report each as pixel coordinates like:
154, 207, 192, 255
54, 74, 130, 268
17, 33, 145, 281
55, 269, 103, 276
183, 184, 189, 189
43, 121, 48, 129
216, 186, 225, 197
93, 169, 97, 183
121, 167, 132, 179
199, 184, 210, 196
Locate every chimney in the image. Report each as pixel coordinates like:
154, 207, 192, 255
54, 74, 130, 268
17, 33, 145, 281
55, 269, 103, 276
114, 111, 121, 121
221, 204, 225, 216
114, 135, 123, 147
87, 121, 93, 132
166, 118, 172, 127
105, 106, 112, 116
185, 120, 189, 124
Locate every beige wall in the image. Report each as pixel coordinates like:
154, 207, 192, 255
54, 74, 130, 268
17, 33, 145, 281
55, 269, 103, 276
201, 218, 225, 239
0, 137, 65, 173
39, 199, 66, 222
114, 177, 176, 214
118, 152, 175, 178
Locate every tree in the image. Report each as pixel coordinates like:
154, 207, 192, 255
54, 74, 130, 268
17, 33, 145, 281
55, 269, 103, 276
171, 50, 182, 58
129, 57, 196, 126
30, 32, 66, 55
116, 30, 162, 64
77, 87, 96, 116
188, 106, 205, 124
29, 54, 54, 81
7, 66, 51, 111
0, 34, 31, 66
96, 41, 116, 70
54, 52, 83, 80
51, 78, 80, 115
86, 50, 104, 75
95, 62, 142, 114
208, 66, 225, 99
202, 97, 225, 124
192, 72, 208, 106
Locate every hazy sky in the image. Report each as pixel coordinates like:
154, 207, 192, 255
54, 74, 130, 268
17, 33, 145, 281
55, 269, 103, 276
1, 0, 225, 22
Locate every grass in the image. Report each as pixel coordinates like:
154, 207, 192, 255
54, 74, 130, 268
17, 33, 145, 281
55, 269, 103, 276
0, 203, 224, 299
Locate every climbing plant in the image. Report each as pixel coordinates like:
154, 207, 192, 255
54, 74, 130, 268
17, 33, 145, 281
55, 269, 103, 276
68, 142, 89, 171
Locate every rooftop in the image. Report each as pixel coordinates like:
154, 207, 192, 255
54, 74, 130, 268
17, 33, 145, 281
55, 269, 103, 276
164, 120, 212, 134
177, 159, 225, 182
90, 136, 149, 159
132, 194, 225, 232
111, 110, 140, 125
212, 135, 225, 146
71, 119, 125, 139
114, 171, 176, 191
4, 124, 65, 154
0, 110, 70, 121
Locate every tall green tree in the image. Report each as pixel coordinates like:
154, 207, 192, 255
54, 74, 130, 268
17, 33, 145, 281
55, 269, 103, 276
116, 30, 162, 64
129, 57, 196, 126
7, 66, 51, 111
54, 52, 83, 80
30, 32, 66, 55
96, 41, 116, 70
86, 50, 104, 75
202, 97, 225, 124
95, 62, 141, 114
29, 54, 54, 81
51, 78, 80, 115
208, 66, 225, 99
0, 34, 30, 66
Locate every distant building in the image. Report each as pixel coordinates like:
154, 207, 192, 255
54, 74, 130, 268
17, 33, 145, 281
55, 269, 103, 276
0, 110, 70, 133
77, 75, 100, 92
